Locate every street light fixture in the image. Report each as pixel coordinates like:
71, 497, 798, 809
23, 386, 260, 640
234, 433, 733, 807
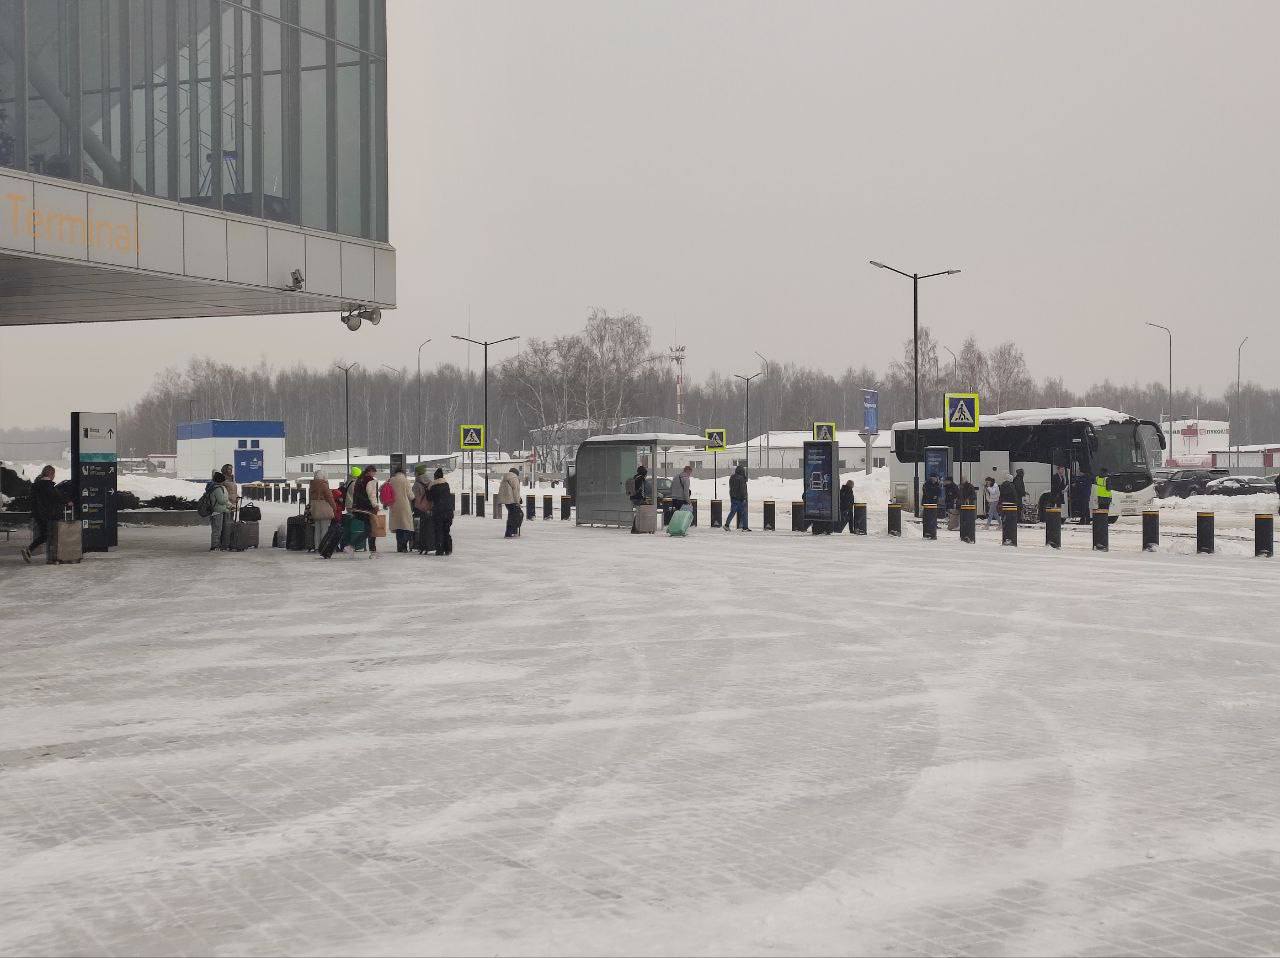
416, 339, 432, 468
1145, 323, 1173, 466
870, 260, 961, 515
451, 334, 519, 501
734, 372, 762, 471
381, 364, 407, 456
1236, 336, 1248, 468
754, 351, 771, 470
942, 345, 957, 381
334, 361, 360, 481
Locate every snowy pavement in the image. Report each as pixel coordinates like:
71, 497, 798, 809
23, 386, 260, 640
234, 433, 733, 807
2, 515, 1280, 956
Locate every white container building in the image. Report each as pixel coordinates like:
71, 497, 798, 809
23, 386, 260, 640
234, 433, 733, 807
176, 420, 286, 482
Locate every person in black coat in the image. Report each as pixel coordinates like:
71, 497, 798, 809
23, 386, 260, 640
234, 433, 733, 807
427, 468, 454, 556
836, 479, 855, 533
22, 465, 64, 563
921, 475, 941, 510
725, 464, 750, 531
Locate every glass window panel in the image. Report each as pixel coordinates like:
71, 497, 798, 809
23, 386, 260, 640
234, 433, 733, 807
335, 0, 364, 48
0, 0, 20, 169
334, 47, 360, 235
149, 0, 171, 197
192, 0, 213, 205
80, 0, 106, 185
299, 0, 325, 34
298, 30, 326, 228
259, 12, 286, 220
25, 0, 78, 182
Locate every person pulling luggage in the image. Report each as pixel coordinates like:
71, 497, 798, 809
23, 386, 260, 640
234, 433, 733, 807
670, 465, 693, 512
20, 465, 63, 563
308, 469, 336, 546
428, 468, 454, 556
349, 465, 381, 557
498, 466, 523, 538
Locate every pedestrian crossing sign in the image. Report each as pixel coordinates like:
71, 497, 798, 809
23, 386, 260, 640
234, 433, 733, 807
945, 393, 980, 433
459, 424, 485, 450
812, 422, 837, 442
704, 428, 727, 452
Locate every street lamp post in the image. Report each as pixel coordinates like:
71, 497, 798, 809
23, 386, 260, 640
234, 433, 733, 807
870, 261, 961, 515
1145, 323, 1172, 466
942, 345, 957, 381
335, 361, 360, 481
451, 334, 519, 501
1236, 336, 1248, 468
734, 372, 762, 471
754, 351, 771, 470
381, 364, 406, 456
416, 339, 432, 467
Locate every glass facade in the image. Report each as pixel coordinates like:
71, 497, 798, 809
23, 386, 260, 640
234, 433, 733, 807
0, 0, 388, 242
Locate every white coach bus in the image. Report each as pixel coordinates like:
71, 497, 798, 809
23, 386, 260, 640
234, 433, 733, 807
890, 407, 1165, 517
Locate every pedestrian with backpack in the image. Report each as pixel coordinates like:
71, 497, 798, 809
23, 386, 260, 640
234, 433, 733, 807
203, 471, 232, 551
627, 464, 651, 533
350, 465, 381, 557
725, 464, 750, 531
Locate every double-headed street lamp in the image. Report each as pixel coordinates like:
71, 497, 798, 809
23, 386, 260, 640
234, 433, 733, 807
416, 339, 432, 467
869, 260, 961, 515
335, 361, 360, 481
1236, 336, 1248, 467
451, 334, 519, 500
734, 371, 762, 470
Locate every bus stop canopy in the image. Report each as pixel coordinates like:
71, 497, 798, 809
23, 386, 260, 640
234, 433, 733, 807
575, 433, 709, 529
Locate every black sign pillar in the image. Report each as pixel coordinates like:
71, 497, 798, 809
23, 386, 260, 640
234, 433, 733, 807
71, 412, 118, 552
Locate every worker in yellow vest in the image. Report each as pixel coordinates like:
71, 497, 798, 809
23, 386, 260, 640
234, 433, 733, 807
1093, 467, 1112, 513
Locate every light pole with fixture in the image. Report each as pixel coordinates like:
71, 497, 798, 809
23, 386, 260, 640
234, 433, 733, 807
451, 334, 519, 501
754, 351, 771, 470
734, 372, 762, 471
870, 260, 961, 515
1236, 336, 1248, 468
335, 361, 360, 481
1145, 323, 1173, 467
381, 364, 407, 456
416, 339, 432, 467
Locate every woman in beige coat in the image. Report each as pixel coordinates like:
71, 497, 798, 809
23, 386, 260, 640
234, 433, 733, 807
308, 470, 336, 545
389, 466, 414, 552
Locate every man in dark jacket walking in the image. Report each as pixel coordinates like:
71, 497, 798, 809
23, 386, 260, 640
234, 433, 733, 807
21, 465, 63, 563
836, 479, 855, 533
724, 464, 750, 531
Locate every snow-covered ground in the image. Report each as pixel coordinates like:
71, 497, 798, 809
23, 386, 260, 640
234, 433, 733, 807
2, 514, 1278, 957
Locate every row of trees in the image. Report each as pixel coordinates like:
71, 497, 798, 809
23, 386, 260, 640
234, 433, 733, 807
115, 310, 1270, 464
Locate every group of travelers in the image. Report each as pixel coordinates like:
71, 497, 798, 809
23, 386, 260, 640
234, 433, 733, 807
322, 462, 456, 557
203, 463, 242, 550
628, 462, 756, 532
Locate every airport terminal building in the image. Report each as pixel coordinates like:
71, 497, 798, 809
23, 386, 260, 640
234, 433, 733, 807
0, 0, 394, 325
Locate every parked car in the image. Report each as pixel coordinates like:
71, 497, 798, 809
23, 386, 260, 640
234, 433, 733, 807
1157, 468, 1229, 498
1201, 476, 1278, 497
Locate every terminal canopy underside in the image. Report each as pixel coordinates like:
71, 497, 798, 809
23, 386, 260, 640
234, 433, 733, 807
0, 249, 346, 324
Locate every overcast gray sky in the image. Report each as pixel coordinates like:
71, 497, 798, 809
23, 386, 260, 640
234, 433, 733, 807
3, 0, 1278, 428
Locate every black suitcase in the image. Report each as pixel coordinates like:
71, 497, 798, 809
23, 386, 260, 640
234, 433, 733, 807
286, 514, 308, 551
317, 521, 343, 559
229, 519, 259, 550
416, 514, 437, 553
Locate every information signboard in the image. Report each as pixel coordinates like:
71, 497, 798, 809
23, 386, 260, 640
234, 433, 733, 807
71, 411, 117, 552
863, 390, 879, 434
803, 440, 840, 522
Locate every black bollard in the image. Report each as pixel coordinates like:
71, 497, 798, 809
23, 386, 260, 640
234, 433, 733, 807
922, 503, 938, 540
1142, 510, 1159, 552
543, 494, 553, 520
959, 503, 977, 543
690, 499, 698, 527
1045, 507, 1062, 549
1197, 512, 1214, 554
476, 493, 486, 518
887, 503, 902, 537
763, 500, 776, 531
1092, 509, 1109, 551
461, 491, 471, 516
1255, 514, 1274, 558
1001, 504, 1019, 546
710, 500, 723, 527
495, 495, 504, 519
561, 496, 573, 521
791, 502, 805, 532
853, 502, 867, 535
526, 494, 536, 519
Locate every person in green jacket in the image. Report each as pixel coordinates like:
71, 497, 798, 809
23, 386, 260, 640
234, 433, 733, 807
1093, 467, 1112, 513
206, 471, 232, 550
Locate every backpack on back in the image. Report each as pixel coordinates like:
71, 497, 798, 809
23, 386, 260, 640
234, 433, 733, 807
625, 476, 639, 498
197, 488, 215, 518
379, 480, 395, 507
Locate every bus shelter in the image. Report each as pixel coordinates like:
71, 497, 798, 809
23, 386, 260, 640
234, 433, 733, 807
574, 433, 709, 529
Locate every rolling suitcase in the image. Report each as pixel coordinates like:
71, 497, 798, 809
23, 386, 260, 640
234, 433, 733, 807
666, 505, 693, 537
46, 508, 83, 564
342, 514, 367, 551
317, 521, 343, 559
229, 507, 259, 550
633, 503, 657, 534
286, 514, 308, 551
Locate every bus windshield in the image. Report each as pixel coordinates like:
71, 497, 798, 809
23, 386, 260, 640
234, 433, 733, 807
1094, 423, 1158, 475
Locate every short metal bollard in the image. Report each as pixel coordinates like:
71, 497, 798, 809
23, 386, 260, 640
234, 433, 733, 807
460, 492, 471, 516
1092, 509, 1109, 551
853, 502, 867, 535
543, 494, 553, 519
1255, 514, 1274, 558
560, 497, 573, 521
959, 503, 977, 543
887, 503, 902, 537
476, 493, 486, 518
1001, 504, 1019, 546
763, 500, 776, 531
495, 495, 504, 519
1045, 507, 1062, 549
1142, 510, 1159, 552
791, 501, 806, 532
1197, 511, 1214, 554
690, 499, 699, 527
922, 503, 938, 540
710, 500, 723, 527
526, 494, 536, 519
